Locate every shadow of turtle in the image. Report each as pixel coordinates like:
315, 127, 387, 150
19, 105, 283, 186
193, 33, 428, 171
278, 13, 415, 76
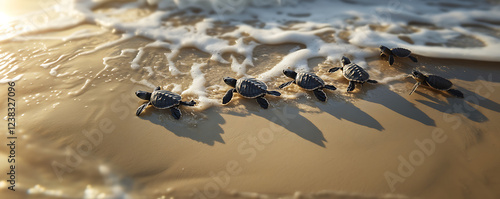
364, 86, 436, 126
416, 58, 500, 83
319, 99, 384, 131
329, 77, 379, 96
224, 98, 327, 147
138, 107, 226, 146
455, 85, 500, 114
414, 90, 488, 123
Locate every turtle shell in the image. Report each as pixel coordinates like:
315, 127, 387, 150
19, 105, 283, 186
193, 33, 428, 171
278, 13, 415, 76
296, 72, 325, 90
150, 90, 181, 109
426, 75, 453, 90
342, 63, 370, 83
391, 48, 412, 57
236, 78, 267, 98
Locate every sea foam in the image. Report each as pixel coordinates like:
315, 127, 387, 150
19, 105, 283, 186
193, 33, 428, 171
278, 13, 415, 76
1, 0, 499, 109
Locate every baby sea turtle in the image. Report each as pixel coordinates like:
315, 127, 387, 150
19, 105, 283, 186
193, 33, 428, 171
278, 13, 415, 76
135, 86, 196, 119
409, 70, 464, 98
380, 45, 418, 65
222, 77, 281, 109
328, 56, 378, 92
279, 69, 336, 102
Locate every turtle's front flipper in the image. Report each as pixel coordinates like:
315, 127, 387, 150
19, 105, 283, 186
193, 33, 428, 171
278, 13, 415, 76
279, 80, 295, 89
408, 55, 418, 63
324, 85, 336, 91
380, 53, 386, 57
389, 55, 395, 65
222, 88, 235, 104
170, 106, 181, 120
447, 89, 464, 98
313, 89, 327, 102
256, 97, 269, 109
266, 90, 281, 96
367, 80, 378, 84
347, 81, 356, 92
181, 100, 196, 106
136, 102, 149, 116
409, 82, 421, 95
328, 67, 341, 73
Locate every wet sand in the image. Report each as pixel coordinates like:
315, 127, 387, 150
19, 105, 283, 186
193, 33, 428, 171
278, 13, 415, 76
1, 2, 500, 199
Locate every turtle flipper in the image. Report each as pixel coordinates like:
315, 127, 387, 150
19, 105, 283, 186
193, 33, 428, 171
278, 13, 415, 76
136, 102, 149, 116
367, 79, 378, 84
170, 106, 181, 120
181, 100, 196, 106
389, 55, 395, 65
328, 67, 341, 73
266, 90, 281, 96
279, 80, 295, 89
380, 53, 386, 57
408, 55, 418, 63
409, 82, 421, 95
347, 81, 356, 92
222, 88, 235, 104
324, 85, 337, 91
256, 97, 269, 109
313, 89, 327, 102
447, 89, 464, 98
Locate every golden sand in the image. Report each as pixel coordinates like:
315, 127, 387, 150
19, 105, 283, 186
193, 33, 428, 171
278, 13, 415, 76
1, 2, 500, 199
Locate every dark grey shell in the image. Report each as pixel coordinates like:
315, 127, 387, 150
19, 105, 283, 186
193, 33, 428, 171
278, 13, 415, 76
296, 72, 325, 90
150, 90, 181, 109
235, 78, 267, 98
426, 75, 453, 90
342, 63, 370, 82
391, 48, 412, 57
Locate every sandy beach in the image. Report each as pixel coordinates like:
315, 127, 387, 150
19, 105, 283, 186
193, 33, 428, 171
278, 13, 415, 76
1, 0, 500, 198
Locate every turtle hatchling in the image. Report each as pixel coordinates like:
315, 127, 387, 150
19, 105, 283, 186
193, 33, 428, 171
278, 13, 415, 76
222, 77, 281, 109
279, 69, 336, 102
379, 45, 418, 65
409, 70, 464, 98
135, 86, 196, 119
328, 56, 378, 92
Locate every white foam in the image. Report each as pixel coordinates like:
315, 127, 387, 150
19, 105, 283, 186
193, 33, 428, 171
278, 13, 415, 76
41, 54, 68, 68
83, 185, 107, 199
182, 63, 220, 109
27, 184, 63, 197
143, 66, 154, 76
74, 34, 133, 59
230, 55, 246, 76
0, 74, 23, 83
2, 0, 500, 106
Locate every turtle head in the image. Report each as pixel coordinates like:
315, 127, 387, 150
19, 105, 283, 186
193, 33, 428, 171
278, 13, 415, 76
223, 77, 237, 87
411, 70, 427, 82
379, 45, 391, 54
283, 69, 297, 79
341, 56, 351, 66
135, 90, 152, 100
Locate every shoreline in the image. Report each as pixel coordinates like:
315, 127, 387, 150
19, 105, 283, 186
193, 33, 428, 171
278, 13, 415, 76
2, 51, 500, 198
1, 1, 500, 198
